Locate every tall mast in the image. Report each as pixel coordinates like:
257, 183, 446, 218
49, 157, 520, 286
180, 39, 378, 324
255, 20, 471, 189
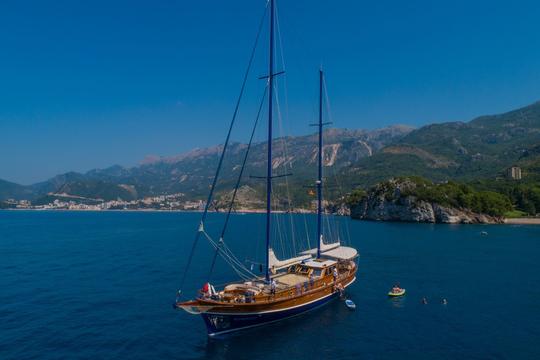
265, 0, 275, 282
316, 69, 323, 258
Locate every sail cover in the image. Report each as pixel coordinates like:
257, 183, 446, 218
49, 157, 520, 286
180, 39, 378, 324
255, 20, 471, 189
268, 248, 312, 271
301, 235, 341, 256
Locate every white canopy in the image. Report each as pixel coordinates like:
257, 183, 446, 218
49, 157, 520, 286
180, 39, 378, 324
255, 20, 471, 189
268, 248, 312, 271
321, 246, 358, 260
300, 235, 358, 261
303, 258, 337, 269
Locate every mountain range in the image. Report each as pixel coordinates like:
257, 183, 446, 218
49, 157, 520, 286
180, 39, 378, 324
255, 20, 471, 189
0, 125, 413, 204
1, 100, 540, 205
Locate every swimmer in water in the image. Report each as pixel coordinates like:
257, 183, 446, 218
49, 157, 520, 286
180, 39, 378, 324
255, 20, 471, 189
442, 298, 447, 305
421, 297, 428, 304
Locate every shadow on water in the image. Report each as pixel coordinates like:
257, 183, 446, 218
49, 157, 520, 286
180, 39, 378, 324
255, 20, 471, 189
201, 299, 353, 359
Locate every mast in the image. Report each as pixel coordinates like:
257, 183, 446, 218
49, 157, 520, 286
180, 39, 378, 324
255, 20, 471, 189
265, 0, 275, 282
316, 69, 323, 258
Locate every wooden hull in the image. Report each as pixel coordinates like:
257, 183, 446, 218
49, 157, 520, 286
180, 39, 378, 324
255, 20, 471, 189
199, 275, 356, 336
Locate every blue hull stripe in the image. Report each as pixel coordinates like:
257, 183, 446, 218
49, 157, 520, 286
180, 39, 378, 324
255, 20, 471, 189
201, 290, 339, 336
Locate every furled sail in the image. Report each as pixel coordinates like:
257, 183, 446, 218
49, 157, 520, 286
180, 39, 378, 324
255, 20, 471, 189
301, 234, 339, 254
301, 235, 357, 260
268, 248, 311, 272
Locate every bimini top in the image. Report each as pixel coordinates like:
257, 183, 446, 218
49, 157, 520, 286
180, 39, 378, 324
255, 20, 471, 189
321, 246, 358, 261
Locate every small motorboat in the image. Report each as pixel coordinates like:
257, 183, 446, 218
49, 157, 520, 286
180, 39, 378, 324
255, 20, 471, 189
345, 299, 356, 310
388, 288, 406, 297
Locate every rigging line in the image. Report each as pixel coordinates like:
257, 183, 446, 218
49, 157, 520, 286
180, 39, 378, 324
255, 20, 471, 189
271, 194, 286, 258
322, 78, 334, 125
220, 247, 258, 279
324, 211, 335, 243
202, 231, 257, 279
213, 235, 258, 277
271, 192, 286, 258
219, 249, 255, 279
330, 162, 352, 244
303, 212, 311, 251
278, 209, 290, 260
274, 4, 292, 143
322, 79, 339, 243
178, 4, 269, 292
273, 79, 297, 256
323, 185, 339, 244
207, 85, 268, 281
220, 85, 268, 240
323, 78, 352, 245
275, 5, 304, 255
202, 232, 253, 276
221, 252, 256, 280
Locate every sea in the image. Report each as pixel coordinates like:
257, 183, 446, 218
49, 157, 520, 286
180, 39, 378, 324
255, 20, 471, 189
1, 210, 539, 359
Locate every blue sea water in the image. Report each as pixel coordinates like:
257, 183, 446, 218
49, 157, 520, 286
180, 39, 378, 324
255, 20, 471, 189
1, 210, 539, 360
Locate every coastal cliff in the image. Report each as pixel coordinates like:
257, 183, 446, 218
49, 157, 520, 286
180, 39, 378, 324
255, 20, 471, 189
349, 178, 506, 224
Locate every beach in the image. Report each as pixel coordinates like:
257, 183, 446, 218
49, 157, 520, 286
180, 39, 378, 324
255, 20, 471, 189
505, 217, 540, 225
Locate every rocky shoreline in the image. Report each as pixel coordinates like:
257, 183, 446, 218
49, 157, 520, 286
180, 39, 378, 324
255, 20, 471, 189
349, 178, 505, 224
351, 200, 503, 224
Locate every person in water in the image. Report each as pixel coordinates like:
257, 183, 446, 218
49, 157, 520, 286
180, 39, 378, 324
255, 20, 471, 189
442, 298, 448, 305
421, 297, 428, 304
336, 283, 345, 298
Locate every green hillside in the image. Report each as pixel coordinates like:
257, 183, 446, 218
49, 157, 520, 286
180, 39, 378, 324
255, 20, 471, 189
343, 101, 540, 187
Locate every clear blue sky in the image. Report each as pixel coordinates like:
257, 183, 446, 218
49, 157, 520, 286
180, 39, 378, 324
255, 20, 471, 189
1, 0, 540, 184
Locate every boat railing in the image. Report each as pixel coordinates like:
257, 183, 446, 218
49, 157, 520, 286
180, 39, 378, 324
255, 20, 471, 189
198, 269, 354, 304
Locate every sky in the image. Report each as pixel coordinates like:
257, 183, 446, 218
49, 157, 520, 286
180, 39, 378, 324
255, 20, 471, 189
1, 0, 540, 185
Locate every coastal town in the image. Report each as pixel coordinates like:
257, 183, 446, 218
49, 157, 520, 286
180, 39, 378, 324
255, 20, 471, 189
0, 192, 338, 214
0, 193, 207, 211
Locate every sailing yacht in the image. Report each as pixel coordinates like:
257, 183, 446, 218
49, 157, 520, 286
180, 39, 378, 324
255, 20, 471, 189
174, 0, 358, 337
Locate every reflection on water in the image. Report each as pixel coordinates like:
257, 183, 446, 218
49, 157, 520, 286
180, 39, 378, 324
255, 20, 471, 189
389, 296, 406, 308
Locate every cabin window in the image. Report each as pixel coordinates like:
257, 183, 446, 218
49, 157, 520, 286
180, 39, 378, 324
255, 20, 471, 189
312, 269, 323, 277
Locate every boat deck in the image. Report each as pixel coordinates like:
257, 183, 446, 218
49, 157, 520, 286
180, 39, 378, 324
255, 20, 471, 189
275, 273, 309, 287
